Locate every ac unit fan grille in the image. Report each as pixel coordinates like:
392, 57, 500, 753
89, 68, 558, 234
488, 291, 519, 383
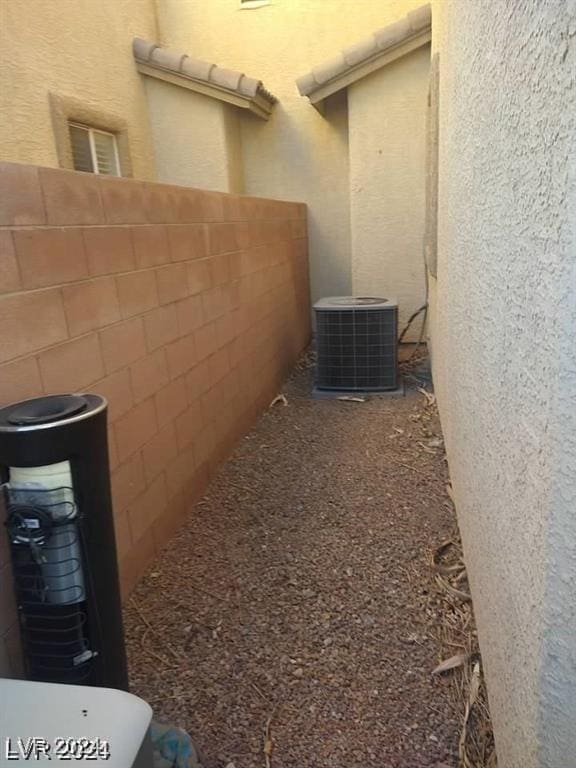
315, 307, 398, 391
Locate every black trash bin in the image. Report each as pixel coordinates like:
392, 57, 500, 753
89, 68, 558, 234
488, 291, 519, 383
0, 394, 128, 690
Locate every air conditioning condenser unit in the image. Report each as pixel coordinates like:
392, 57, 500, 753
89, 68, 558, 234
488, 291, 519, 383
314, 296, 398, 393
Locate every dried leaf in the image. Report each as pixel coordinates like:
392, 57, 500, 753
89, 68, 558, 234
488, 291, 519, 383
467, 661, 481, 711
432, 653, 469, 675
263, 708, 277, 768
459, 662, 482, 761
417, 386, 436, 405
270, 393, 288, 407
435, 574, 472, 602
486, 749, 498, 768
434, 532, 496, 765
431, 540, 465, 575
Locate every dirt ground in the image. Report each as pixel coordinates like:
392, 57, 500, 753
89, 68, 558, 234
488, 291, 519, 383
125, 355, 460, 768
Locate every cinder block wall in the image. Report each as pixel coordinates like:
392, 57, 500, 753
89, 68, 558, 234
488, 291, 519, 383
0, 162, 310, 677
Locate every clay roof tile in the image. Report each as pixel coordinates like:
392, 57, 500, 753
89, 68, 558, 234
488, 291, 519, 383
296, 4, 431, 103
132, 37, 277, 117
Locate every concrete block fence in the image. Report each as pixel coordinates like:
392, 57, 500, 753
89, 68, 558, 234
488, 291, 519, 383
0, 162, 311, 676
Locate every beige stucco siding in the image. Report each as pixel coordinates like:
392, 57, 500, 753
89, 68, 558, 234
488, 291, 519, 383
156, 0, 426, 301
240, 91, 351, 300
0, 0, 430, 304
431, 1, 576, 765
143, 77, 236, 192
224, 109, 246, 195
349, 45, 429, 338
0, 0, 157, 179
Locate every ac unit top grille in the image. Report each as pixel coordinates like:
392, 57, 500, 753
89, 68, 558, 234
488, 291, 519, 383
314, 296, 397, 311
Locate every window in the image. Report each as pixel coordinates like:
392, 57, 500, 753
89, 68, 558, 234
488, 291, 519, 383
51, 94, 133, 177
69, 124, 121, 176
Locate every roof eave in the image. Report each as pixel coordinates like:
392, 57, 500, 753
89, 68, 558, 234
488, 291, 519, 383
306, 28, 431, 113
136, 60, 276, 120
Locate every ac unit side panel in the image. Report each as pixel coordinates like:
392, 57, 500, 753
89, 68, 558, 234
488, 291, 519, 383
314, 305, 398, 392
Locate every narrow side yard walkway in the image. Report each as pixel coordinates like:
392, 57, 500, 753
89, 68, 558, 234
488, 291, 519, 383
125, 359, 459, 768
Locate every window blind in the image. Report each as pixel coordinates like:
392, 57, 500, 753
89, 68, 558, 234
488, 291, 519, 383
68, 124, 120, 176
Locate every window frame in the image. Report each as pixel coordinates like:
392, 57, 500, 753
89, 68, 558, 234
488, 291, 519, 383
49, 93, 133, 177
68, 122, 122, 177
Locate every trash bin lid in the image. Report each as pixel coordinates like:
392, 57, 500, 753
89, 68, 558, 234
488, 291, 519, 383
6, 394, 88, 426
0, 394, 107, 433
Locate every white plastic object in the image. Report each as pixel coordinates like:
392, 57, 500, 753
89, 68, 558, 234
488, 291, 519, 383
10, 460, 73, 493
0, 679, 153, 767
8, 461, 85, 605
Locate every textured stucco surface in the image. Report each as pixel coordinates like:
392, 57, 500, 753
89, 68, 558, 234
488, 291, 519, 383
349, 45, 429, 338
224, 108, 246, 195
431, 1, 576, 766
0, 0, 429, 304
0, 0, 158, 180
143, 78, 237, 192
156, 0, 427, 301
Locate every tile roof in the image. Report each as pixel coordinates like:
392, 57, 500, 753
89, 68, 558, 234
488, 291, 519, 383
296, 4, 431, 108
133, 38, 277, 120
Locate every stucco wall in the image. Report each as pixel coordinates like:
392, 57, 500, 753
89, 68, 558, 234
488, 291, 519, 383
224, 109, 246, 195
430, 1, 576, 766
156, 0, 427, 302
143, 78, 242, 192
0, 0, 158, 180
349, 45, 429, 337
1, 0, 430, 306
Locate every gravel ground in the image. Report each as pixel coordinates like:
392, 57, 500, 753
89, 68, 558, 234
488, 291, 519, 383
125, 357, 460, 768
